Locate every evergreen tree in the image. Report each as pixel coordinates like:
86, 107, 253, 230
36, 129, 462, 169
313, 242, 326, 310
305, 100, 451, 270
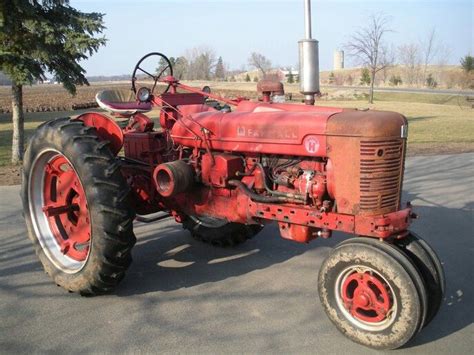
215, 56, 226, 80
425, 73, 437, 88
253, 76, 259, 82
157, 57, 174, 75
245, 74, 251, 82
0, 0, 106, 164
389, 75, 402, 86
287, 70, 294, 84
460, 55, 474, 73
360, 68, 371, 86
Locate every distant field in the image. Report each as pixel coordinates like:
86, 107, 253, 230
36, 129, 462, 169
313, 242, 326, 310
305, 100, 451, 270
0, 82, 129, 113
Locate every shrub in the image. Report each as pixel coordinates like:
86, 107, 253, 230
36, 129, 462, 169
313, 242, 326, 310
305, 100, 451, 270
425, 73, 437, 88
389, 75, 402, 86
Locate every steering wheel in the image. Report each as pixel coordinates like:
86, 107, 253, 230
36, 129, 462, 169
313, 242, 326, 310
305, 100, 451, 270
131, 52, 174, 95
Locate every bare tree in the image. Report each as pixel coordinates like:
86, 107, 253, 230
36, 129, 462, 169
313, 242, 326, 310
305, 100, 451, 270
185, 46, 216, 80
421, 28, 440, 82
248, 52, 272, 76
345, 14, 392, 103
436, 43, 452, 67
173, 56, 188, 80
398, 43, 421, 85
379, 45, 396, 84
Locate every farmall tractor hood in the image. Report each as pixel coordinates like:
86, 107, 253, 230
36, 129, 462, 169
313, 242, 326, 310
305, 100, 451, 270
326, 109, 408, 138
170, 101, 407, 157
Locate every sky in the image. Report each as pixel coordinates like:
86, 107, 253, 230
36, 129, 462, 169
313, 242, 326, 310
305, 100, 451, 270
72, 0, 473, 76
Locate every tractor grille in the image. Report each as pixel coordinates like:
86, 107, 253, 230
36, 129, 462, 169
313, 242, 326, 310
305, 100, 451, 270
359, 139, 404, 213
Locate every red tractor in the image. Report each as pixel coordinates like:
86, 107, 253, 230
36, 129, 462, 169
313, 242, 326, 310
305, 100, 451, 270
21, 1, 443, 350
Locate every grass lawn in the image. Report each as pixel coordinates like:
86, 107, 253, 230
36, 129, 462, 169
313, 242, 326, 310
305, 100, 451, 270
0, 109, 93, 166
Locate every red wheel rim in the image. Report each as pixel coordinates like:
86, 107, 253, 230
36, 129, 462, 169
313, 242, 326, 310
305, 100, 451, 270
42, 155, 91, 261
340, 269, 393, 323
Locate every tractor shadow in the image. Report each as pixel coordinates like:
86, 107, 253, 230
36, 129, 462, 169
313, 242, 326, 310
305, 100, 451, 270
114, 187, 474, 349
116, 220, 322, 295
399, 194, 474, 347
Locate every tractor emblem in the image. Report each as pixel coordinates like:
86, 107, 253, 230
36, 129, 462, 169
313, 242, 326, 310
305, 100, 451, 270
304, 135, 320, 154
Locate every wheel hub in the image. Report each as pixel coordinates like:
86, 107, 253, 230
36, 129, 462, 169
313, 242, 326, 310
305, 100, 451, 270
42, 155, 91, 261
354, 292, 370, 308
341, 270, 393, 324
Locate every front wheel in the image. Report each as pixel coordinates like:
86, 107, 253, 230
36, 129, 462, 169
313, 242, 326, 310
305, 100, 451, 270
394, 232, 445, 327
22, 117, 136, 295
318, 238, 428, 349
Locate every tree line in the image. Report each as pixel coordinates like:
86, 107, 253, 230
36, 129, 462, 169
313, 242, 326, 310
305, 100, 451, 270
155, 48, 277, 82
344, 14, 473, 103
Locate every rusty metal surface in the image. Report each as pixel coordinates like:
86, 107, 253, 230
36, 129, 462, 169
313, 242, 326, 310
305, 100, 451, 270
359, 139, 405, 214
257, 80, 285, 95
326, 110, 408, 216
326, 109, 407, 138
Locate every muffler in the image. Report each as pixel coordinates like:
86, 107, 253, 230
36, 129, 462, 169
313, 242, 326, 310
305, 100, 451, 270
298, 0, 320, 105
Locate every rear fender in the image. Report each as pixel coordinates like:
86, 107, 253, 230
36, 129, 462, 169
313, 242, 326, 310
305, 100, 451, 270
75, 112, 124, 155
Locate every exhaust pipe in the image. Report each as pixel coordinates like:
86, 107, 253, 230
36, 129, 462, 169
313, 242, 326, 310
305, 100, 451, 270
299, 0, 320, 105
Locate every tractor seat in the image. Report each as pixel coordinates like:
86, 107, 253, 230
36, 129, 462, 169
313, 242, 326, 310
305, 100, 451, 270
95, 89, 152, 115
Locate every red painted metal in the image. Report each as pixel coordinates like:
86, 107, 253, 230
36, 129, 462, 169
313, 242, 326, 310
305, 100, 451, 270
201, 153, 243, 187
87, 69, 413, 245
43, 154, 91, 261
124, 113, 154, 133
123, 131, 167, 164
161, 179, 410, 240
355, 208, 412, 238
153, 161, 194, 197
341, 270, 393, 323
76, 112, 124, 155
170, 109, 330, 157
153, 92, 205, 107
278, 223, 318, 243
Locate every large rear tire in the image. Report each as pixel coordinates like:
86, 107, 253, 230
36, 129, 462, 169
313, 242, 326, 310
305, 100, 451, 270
22, 117, 136, 296
183, 215, 262, 247
318, 238, 428, 349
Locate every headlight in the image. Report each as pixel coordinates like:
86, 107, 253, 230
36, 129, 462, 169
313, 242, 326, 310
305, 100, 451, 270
137, 87, 151, 102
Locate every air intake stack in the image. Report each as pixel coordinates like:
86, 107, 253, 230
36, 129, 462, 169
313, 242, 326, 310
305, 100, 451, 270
299, 0, 320, 105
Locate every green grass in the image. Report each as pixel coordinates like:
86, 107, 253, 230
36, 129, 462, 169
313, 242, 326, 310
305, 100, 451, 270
362, 91, 468, 106
0, 110, 92, 166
